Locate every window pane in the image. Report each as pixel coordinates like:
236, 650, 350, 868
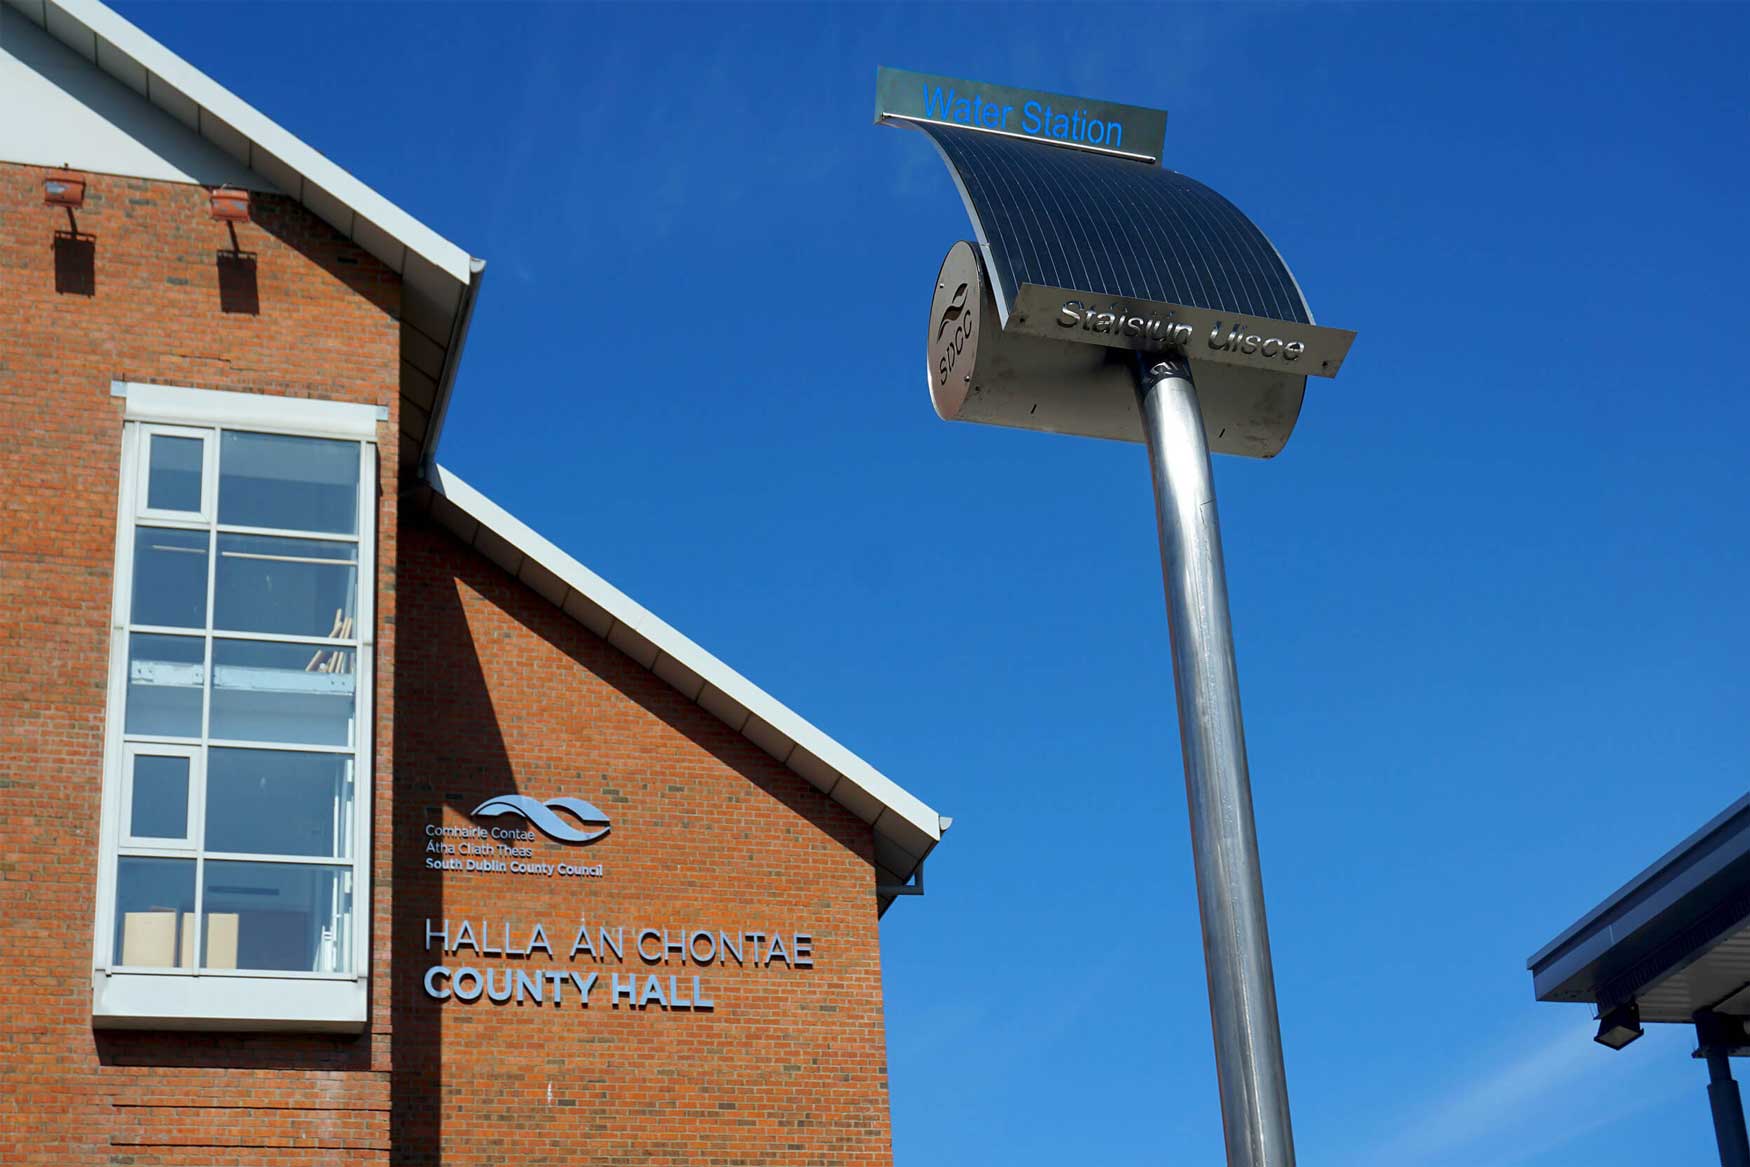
146, 434, 203, 513
215, 535, 357, 638
130, 754, 190, 840
219, 432, 359, 534
207, 749, 352, 859
210, 639, 355, 747
125, 633, 204, 737
131, 527, 209, 629
202, 861, 352, 973
113, 857, 196, 967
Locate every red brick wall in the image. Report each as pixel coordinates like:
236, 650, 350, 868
0, 160, 894, 1165
0, 162, 402, 1163
392, 517, 893, 1166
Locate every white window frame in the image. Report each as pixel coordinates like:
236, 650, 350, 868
134, 423, 217, 524
93, 384, 381, 1032
118, 742, 201, 851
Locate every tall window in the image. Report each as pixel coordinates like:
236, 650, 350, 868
102, 419, 372, 980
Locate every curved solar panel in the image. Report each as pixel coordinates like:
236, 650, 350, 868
920, 124, 1311, 326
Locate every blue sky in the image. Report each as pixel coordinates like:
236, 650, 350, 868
121, 2, 1750, 1163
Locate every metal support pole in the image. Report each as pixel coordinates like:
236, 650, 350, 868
1135, 352, 1295, 1167
1704, 1047, 1750, 1167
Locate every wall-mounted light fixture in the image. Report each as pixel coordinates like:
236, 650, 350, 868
209, 186, 250, 224
43, 170, 86, 209
209, 186, 258, 314
46, 167, 95, 296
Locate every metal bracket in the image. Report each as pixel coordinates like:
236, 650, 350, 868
1696, 1010, 1750, 1059
877, 861, 925, 898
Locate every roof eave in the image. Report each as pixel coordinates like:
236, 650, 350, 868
14, 0, 482, 474
422, 466, 949, 909
1529, 792, 1750, 1005
36, 0, 472, 282
418, 258, 487, 481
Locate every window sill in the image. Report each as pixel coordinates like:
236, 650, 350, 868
92, 969, 366, 1032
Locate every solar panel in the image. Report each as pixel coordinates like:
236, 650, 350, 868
919, 124, 1311, 327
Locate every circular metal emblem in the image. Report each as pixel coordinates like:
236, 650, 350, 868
927, 241, 983, 402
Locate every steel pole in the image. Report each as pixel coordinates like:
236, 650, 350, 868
1705, 1047, 1750, 1167
1135, 352, 1295, 1167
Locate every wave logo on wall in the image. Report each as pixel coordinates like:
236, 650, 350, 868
471, 795, 612, 844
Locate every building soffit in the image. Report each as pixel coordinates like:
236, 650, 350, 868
3, 0, 482, 479
422, 467, 949, 916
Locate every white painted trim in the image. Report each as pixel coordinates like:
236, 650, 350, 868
93, 410, 377, 1024
351, 442, 376, 979
46, 0, 472, 285
93, 970, 366, 1032
118, 382, 382, 441
428, 465, 946, 855
91, 421, 142, 973
133, 422, 213, 523
119, 741, 199, 849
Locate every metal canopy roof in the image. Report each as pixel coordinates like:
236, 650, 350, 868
421, 467, 949, 916
917, 123, 1313, 327
1530, 792, 1750, 1023
5, 0, 483, 479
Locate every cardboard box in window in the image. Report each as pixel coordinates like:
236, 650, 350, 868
119, 910, 239, 968
202, 911, 239, 969
120, 910, 179, 966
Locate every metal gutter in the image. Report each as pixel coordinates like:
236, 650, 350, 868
1530, 792, 1750, 971
1528, 792, 1750, 1005
420, 257, 486, 480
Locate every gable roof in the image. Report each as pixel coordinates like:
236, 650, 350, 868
6, 0, 948, 912
421, 467, 949, 915
2, 0, 482, 478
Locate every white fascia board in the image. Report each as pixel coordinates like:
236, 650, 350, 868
429, 465, 945, 852
117, 381, 386, 439
48, 0, 473, 285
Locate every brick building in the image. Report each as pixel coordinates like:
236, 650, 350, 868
0, 2, 947, 1162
